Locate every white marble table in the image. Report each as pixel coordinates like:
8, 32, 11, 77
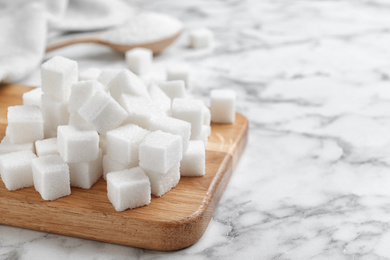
3, 0, 390, 259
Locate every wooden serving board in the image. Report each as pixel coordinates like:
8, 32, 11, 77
0, 84, 248, 251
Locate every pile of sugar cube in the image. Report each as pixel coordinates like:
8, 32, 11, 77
0, 51, 235, 211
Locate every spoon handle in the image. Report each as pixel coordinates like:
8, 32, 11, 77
46, 34, 102, 53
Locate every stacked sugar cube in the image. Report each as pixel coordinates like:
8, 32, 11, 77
0, 53, 236, 212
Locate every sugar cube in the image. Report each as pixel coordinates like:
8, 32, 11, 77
41, 94, 70, 137
166, 64, 190, 87
157, 80, 185, 101
189, 28, 214, 49
32, 155, 70, 201
142, 163, 180, 197
7, 105, 44, 144
148, 83, 171, 115
79, 68, 101, 81
0, 150, 37, 190
22, 88, 42, 108
106, 124, 150, 166
180, 140, 205, 176
97, 69, 122, 89
41, 56, 78, 101
139, 130, 182, 173
35, 138, 58, 157
68, 149, 103, 189
171, 98, 204, 139
68, 80, 104, 113
78, 89, 128, 135
119, 94, 162, 129
0, 142, 35, 155
107, 69, 149, 101
57, 125, 99, 163
102, 154, 131, 180
149, 116, 191, 153
210, 89, 236, 123
107, 167, 151, 211
125, 48, 153, 75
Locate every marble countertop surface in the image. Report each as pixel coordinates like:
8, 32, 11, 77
3, 0, 390, 259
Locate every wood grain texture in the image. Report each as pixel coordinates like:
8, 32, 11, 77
0, 84, 248, 251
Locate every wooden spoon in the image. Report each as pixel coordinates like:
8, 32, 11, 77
46, 30, 181, 55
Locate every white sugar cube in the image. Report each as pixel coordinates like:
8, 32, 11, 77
68, 113, 94, 131
35, 138, 58, 157
79, 68, 101, 81
0, 142, 35, 155
32, 155, 70, 201
171, 98, 204, 139
142, 163, 180, 197
97, 69, 122, 89
68, 149, 103, 189
41, 94, 70, 137
23, 88, 42, 108
149, 116, 191, 153
119, 94, 162, 129
166, 64, 190, 87
139, 130, 182, 173
203, 106, 211, 125
68, 80, 104, 113
7, 105, 44, 144
57, 125, 99, 163
108, 69, 149, 101
157, 80, 185, 101
102, 154, 132, 180
189, 28, 214, 49
180, 140, 205, 176
78, 89, 128, 135
125, 48, 153, 75
210, 89, 236, 123
148, 83, 171, 115
41, 56, 78, 101
106, 124, 150, 166
0, 150, 37, 190
107, 167, 151, 211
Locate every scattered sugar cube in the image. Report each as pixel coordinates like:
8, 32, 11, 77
68, 149, 103, 189
68, 80, 104, 113
41, 94, 70, 137
125, 47, 153, 75
106, 124, 150, 166
148, 83, 171, 115
78, 89, 128, 135
157, 80, 185, 101
210, 89, 236, 123
139, 130, 182, 173
57, 125, 99, 163
189, 28, 214, 49
7, 105, 44, 144
41, 56, 78, 101
180, 140, 205, 177
166, 64, 190, 87
0, 150, 37, 190
32, 155, 70, 201
35, 138, 58, 157
0, 142, 35, 155
79, 68, 101, 81
119, 94, 162, 129
107, 167, 151, 211
203, 106, 211, 125
97, 69, 122, 89
23, 88, 42, 108
171, 98, 204, 139
149, 116, 191, 153
68, 113, 94, 131
142, 163, 180, 197
102, 154, 132, 180
107, 69, 149, 101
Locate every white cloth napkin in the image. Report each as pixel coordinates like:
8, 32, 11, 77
0, 0, 130, 84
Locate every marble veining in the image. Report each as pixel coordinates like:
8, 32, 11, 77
3, 0, 390, 259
